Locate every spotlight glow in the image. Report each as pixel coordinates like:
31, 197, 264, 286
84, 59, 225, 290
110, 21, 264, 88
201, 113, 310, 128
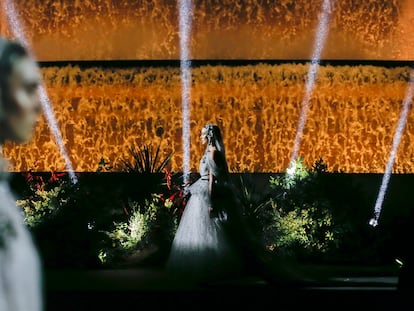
2, 0, 78, 183
289, 0, 334, 166
178, 0, 192, 184
370, 71, 414, 227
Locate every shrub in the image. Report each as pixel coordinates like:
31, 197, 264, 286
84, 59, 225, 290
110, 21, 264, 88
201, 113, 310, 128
99, 193, 179, 266
16, 168, 127, 269
231, 157, 342, 261
265, 157, 339, 260
16, 171, 70, 228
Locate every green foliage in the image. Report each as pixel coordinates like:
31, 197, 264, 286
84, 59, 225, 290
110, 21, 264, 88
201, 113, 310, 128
17, 169, 129, 269
17, 154, 373, 267
269, 156, 310, 190
17, 186, 62, 228
97, 170, 188, 266
16, 171, 70, 228
105, 201, 149, 249
15, 143, 180, 269
232, 173, 272, 240
236, 173, 271, 216
99, 193, 178, 266
265, 200, 337, 257
233, 157, 341, 261
266, 157, 339, 259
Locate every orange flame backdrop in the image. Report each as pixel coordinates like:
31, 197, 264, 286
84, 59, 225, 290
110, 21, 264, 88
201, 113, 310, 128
1, 63, 413, 173
1, 0, 413, 61
1, 1, 414, 173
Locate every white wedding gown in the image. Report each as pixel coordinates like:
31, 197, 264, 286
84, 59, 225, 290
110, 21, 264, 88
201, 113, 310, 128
165, 152, 242, 281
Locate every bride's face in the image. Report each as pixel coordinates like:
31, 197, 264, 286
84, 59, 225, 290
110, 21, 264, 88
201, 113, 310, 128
200, 128, 207, 145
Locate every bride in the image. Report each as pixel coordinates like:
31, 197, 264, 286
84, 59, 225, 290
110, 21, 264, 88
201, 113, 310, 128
165, 124, 242, 282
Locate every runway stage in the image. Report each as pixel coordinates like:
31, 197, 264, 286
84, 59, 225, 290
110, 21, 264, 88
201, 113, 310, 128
45, 266, 409, 310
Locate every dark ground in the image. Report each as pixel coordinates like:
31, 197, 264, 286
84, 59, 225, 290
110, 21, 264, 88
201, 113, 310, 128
44, 264, 409, 310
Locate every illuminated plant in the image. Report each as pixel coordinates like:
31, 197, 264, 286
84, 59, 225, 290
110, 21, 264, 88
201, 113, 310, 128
17, 171, 69, 228
265, 157, 338, 259
99, 193, 178, 266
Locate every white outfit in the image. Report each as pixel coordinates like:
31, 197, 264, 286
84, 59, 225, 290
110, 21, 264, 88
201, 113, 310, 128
0, 165, 43, 311
166, 152, 241, 281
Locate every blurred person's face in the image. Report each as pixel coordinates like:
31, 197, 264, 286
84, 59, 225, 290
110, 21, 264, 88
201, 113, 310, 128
2, 56, 41, 143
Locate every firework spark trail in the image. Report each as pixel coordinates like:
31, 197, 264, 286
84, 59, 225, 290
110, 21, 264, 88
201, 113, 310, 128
370, 71, 414, 227
178, 0, 192, 184
289, 0, 333, 168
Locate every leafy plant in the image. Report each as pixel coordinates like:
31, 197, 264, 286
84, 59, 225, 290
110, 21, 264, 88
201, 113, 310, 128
99, 193, 178, 266
263, 157, 340, 260
97, 168, 192, 266
231, 173, 273, 240
265, 200, 337, 258
115, 141, 174, 205
17, 171, 70, 228
118, 142, 173, 174
105, 200, 149, 249
270, 156, 310, 190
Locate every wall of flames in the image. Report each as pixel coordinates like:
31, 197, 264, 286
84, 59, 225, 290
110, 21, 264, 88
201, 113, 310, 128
2, 0, 414, 173
0, 0, 413, 60
3, 63, 414, 173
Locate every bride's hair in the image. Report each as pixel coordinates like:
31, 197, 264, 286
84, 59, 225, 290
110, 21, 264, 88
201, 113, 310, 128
203, 123, 230, 176
204, 124, 225, 151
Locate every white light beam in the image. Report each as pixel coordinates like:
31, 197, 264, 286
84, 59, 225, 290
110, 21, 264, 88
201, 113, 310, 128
178, 0, 192, 184
369, 71, 414, 227
289, 0, 334, 169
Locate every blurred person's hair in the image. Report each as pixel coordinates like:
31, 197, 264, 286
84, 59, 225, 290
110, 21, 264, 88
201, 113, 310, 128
0, 37, 29, 111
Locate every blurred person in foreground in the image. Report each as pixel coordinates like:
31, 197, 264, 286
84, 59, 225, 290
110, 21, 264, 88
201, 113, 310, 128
0, 36, 43, 311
